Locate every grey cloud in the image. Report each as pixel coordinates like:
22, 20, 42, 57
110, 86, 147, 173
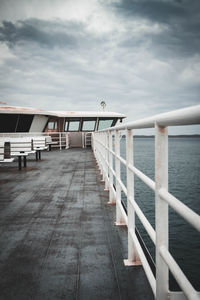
0, 19, 78, 48
150, 28, 200, 58
0, 1, 199, 135
0, 18, 110, 53
111, 0, 187, 23
111, 0, 200, 57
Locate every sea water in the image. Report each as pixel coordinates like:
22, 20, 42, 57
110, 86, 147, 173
119, 137, 200, 291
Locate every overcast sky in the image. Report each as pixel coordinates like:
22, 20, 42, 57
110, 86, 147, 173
0, 0, 200, 134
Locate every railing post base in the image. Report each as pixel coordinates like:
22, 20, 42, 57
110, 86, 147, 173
107, 201, 116, 205
114, 221, 126, 226
124, 259, 142, 266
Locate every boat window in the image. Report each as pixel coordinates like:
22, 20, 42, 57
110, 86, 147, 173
48, 121, 57, 130
82, 120, 96, 131
98, 119, 113, 130
0, 114, 18, 132
0, 113, 34, 132
68, 121, 80, 131
64, 121, 69, 131
16, 114, 34, 132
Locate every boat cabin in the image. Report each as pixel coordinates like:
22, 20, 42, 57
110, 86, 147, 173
0, 106, 126, 148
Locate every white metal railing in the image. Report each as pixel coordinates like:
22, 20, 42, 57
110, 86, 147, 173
92, 105, 200, 300
0, 132, 69, 150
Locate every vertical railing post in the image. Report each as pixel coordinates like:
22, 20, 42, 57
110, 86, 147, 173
66, 132, 69, 149
98, 133, 102, 173
82, 133, 84, 148
96, 134, 100, 170
155, 123, 169, 300
100, 133, 104, 177
100, 133, 105, 179
115, 130, 125, 225
108, 131, 115, 204
59, 132, 62, 150
124, 129, 141, 266
94, 133, 99, 168
104, 132, 109, 190
102, 132, 107, 184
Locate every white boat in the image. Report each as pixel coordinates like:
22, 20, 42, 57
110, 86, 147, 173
0, 104, 200, 300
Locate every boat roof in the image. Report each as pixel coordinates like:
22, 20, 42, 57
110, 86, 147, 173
0, 106, 126, 118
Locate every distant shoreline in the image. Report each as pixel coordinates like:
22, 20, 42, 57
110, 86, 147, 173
120, 134, 200, 138
133, 135, 200, 138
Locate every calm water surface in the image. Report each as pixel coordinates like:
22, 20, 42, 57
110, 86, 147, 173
120, 137, 200, 290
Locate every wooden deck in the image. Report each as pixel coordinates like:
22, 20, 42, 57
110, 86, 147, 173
0, 148, 153, 300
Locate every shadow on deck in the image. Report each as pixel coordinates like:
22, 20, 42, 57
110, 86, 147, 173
0, 148, 153, 300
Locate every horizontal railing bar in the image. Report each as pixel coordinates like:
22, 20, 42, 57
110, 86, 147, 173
129, 197, 156, 244
94, 138, 104, 146
159, 188, 200, 232
95, 139, 126, 168
130, 228, 156, 296
97, 105, 200, 131
96, 138, 155, 193
95, 137, 155, 242
109, 165, 116, 178
101, 142, 127, 168
109, 148, 115, 157
160, 246, 199, 300
128, 163, 155, 191
116, 154, 126, 167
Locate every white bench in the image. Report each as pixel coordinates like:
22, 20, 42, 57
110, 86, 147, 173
32, 137, 48, 160
0, 138, 35, 170
0, 136, 49, 168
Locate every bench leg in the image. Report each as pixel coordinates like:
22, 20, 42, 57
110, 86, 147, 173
36, 151, 38, 161
18, 156, 22, 170
39, 150, 41, 160
23, 156, 27, 168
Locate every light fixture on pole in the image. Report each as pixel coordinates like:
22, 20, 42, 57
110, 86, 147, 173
100, 101, 106, 111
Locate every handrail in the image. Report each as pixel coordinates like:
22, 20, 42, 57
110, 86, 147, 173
159, 187, 200, 232
99, 105, 200, 131
92, 105, 200, 300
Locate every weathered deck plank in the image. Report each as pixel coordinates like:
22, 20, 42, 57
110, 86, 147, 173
0, 149, 153, 300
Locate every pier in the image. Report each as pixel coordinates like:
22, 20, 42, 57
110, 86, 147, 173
0, 149, 153, 300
